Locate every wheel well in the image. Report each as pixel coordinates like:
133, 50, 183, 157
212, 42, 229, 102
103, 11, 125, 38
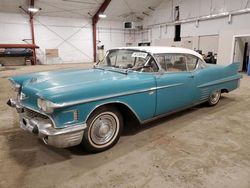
221, 88, 229, 93
89, 103, 141, 124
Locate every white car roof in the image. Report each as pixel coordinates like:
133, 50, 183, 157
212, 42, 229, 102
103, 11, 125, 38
111, 46, 203, 60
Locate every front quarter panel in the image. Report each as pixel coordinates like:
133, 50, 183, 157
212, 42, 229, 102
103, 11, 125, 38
52, 92, 156, 128
50, 72, 157, 128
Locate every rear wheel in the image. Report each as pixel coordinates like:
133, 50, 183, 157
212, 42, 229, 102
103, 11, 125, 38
207, 90, 221, 106
82, 106, 123, 153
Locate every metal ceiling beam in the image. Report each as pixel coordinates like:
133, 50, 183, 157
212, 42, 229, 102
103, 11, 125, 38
30, 0, 35, 6
17, 0, 39, 65
92, 0, 112, 62
29, 0, 37, 65
0, 44, 39, 48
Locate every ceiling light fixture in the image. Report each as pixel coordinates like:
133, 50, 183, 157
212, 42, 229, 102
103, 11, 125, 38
28, 7, 39, 13
99, 14, 107, 18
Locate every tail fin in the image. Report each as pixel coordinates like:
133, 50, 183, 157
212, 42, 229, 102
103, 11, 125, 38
226, 62, 240, 74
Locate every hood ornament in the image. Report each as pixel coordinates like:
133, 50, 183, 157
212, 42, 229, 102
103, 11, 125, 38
30, 77, 48, 84
30, 77, 38, 83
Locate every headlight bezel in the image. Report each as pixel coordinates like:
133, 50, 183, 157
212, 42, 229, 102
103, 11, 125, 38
37, 98, 54, 114
10, 81, 21, 92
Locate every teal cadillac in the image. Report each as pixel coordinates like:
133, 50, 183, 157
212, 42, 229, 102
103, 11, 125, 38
7, 47, 242, 152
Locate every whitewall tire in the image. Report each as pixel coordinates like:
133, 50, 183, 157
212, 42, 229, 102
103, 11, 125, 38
82, 106, 123, 153
207, 90, 221, 106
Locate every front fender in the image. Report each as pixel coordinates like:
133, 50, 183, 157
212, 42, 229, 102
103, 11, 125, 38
52, 90, 157, 128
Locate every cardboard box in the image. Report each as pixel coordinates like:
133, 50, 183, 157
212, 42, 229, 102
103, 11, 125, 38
45, 49, 59, 58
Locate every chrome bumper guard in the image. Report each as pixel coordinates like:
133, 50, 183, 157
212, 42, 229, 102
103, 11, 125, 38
7, 98, 87, 148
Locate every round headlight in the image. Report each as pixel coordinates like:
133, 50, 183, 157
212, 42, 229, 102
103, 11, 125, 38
37, 98, 54, 114
37, 98, 43, 109
11, 82, 21, 92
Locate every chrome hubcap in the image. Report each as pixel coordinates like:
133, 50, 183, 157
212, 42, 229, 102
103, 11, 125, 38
90, 113, 118, 146
210, 91, 220, 104
99, 124, 110, 136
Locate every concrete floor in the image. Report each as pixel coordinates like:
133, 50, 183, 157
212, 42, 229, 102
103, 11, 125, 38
0, 64, 249, 188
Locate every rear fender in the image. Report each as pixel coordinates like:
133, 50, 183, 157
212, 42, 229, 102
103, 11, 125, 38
226, 62, 240, 75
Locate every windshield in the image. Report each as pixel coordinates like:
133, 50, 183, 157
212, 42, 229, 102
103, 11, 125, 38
97, 49, 158, 72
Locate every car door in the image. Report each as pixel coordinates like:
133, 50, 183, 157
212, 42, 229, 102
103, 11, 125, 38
154, 53, 197, 116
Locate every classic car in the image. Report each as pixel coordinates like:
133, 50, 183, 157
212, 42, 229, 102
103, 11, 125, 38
7, 47, 242, 152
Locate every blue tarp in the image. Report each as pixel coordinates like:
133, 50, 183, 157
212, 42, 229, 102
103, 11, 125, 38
247, 58, 250, 76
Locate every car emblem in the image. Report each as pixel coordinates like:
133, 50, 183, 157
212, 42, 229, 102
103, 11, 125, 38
148, 91, 155, 95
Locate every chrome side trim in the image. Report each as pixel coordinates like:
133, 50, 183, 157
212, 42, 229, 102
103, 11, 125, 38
50, 87, 156, 108
141, 100, 208, 124
198, 75, 242, 88
49, 83, 183, 108
156, 83, 183, 90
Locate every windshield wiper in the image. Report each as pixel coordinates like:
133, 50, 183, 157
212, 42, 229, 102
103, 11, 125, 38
105, 68, 128, 75
94, 66, 128, 75
93, 66, 105, 71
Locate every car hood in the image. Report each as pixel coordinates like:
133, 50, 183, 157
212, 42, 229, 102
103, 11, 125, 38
22, 68, 126, 91
18, 68, 155, 108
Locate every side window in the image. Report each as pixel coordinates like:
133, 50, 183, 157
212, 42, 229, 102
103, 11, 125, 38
146, 58, 158, 72
155, 54, 189, 72
107, 51, 117, 65
186, 55, 198, 71
155, 56, 166, 70
167, 54, 187, 72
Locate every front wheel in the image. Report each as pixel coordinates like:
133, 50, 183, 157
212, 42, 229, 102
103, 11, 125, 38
207, 90, 221, 106
82, 106, 123, 153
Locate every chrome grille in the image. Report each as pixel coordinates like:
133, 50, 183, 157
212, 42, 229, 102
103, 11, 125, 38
24, 108, 49, 119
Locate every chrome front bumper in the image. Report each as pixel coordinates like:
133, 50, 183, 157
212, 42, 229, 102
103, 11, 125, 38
7, 98, 87, 148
